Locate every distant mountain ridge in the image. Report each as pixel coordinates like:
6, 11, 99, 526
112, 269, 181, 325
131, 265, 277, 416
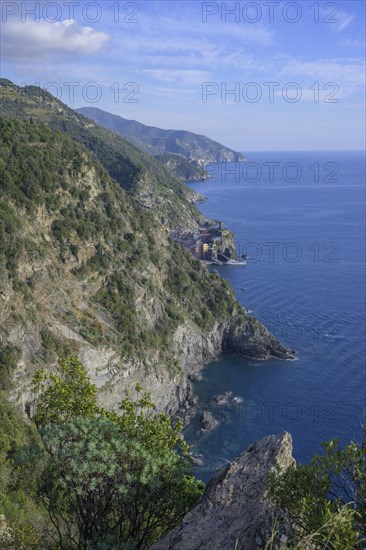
76, 107, 246, 167
0, 78, 205, 228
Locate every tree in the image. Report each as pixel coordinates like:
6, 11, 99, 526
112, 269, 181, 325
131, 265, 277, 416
0, 392, 47, 548
32, 356, 100, 427
31, 357, 203, 549
267, 429, 366, 549
39, 416, 202, 549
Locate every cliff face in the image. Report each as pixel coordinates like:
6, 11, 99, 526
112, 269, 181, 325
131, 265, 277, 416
130, 318, 294, 415
5, 300, 293, 418
151, 433, 295, 550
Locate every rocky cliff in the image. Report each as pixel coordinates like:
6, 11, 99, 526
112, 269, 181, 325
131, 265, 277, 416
151, 433, 295, 550
154, 153, 209, 182
0, 81, 294, 420
127, 317, 294, 415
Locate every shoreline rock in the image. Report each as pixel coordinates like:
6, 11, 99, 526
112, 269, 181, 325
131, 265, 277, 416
99, 314, 295, 419
151, 432, 295, 550
189, 372, 204, 383
213, 391, 233, 405
9, 312, 295, 423
189, 453, 205, 467
200, 411, 217, 431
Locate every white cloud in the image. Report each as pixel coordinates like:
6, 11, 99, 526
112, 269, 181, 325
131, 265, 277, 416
108, 11, 274, 73
143, 69, 212, 85
343, 38, 366, 49
1, 19, 109, 59
332, 11, 355, 33
133, 12, 274, 47
279, 57, 365, 88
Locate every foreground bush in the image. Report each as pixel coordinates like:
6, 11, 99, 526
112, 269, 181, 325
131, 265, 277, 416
267, 428, 366, 549
15, 357, 203, 549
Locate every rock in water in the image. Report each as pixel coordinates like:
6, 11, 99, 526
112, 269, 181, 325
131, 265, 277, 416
189, 372, 204, 383
151, 432, 295, 550
212, 390, 234, 404
189, 453, 205, 467
201, 411, 217, 431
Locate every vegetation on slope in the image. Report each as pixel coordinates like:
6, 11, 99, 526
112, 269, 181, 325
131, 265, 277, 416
0, 80, 203, 228
267, 430, 366, 548
0, 390, 44, 549
0, 357, 203, 549
154, 153, 208, 181
0, 116, 239, 377
75, 106, 246, 163
0, 362, 364, 549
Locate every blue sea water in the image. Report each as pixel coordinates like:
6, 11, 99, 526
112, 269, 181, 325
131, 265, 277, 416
185, 151, 366, 482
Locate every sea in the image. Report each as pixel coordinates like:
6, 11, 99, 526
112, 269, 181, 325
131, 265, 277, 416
185, 151, 366, 483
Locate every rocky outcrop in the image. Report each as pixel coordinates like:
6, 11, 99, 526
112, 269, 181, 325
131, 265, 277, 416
155, 316, 295, 416
151, 432, 295, 550
7, 313, 295, 420
200, 411, 217, 431
223, 316, 295, 360
213, 391, 234, 404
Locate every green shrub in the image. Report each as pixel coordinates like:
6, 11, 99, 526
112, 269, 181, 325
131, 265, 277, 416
0, 345, 21, 391
267, 430, 366, 548
30, 358, 204, 549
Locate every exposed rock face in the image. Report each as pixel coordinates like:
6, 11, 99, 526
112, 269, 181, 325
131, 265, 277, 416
189, 372, 204, 383
223, 317, 295, 360
151, 433, 295, 550
156, 317, 295, 416
7, 313, 295, 420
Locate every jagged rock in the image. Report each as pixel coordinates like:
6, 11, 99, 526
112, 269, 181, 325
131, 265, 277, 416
189, 372, 204, 383
222, 317, 296, 361
189, 453, 205, 467
188, 394, 199, 407
201, 411, 217, 431
213, 390, 233, 404
151, 432, 295, 550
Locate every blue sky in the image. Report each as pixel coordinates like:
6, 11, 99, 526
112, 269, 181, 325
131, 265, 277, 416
1, 0, 365, 150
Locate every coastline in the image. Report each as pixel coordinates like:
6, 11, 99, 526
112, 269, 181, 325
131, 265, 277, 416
170, 178, 296, 423
181, 153, 365, 482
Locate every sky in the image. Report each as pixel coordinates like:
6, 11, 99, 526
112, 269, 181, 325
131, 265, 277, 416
1, 0, 365, 151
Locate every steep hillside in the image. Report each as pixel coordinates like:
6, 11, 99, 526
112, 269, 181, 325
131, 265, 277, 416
76, 106, 246, 164
154, 153, 208, 182
0, 79, 203, 229
0, 80, 294, 419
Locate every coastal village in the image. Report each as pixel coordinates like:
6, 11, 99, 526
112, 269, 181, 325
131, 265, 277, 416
171, 222, 245, 264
